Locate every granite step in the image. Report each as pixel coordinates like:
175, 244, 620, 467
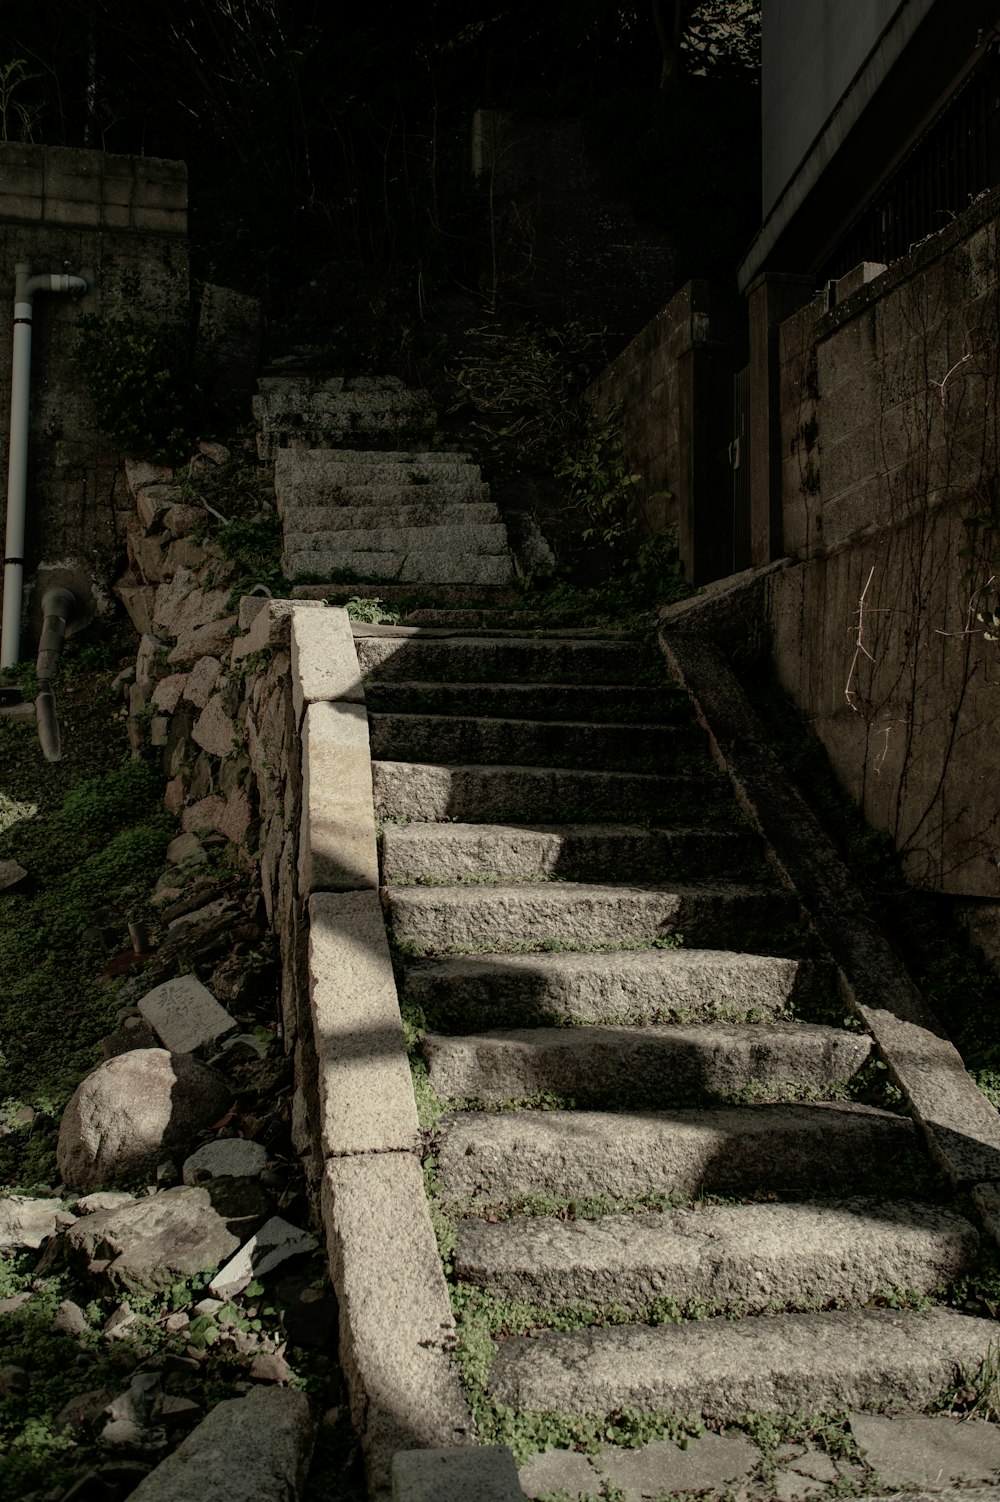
421, 1022, 871, 1106
386, 880, 792, 954
274, 448, 481, 494
485, 1307, 997, 1420
288, 550, 515, 587
434, 1102, 923, 1205
453, 1198, 978, 1312
400, 948, 834, 1027
363, 680, 690, 724
284, 500, 500, 533
368, 715, 705, 772
356, 634, 664, 686
380, 822, 760, 885
279, 480, 492, 512
372, 762, 726, 824
287, 522, 509, 557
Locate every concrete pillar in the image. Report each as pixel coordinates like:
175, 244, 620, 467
747, 272, 815, 566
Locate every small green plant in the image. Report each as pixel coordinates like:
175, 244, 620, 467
344, 596, 401, 624
73, 309, 194, 463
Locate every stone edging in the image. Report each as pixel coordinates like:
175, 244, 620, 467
658, 624, 1000, 1218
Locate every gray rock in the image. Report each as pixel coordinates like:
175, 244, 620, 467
392, 1447, 523, 1502
518, 1449, 600, 1499
127, 1387, 313, 1501
0, 858, 27, 891
57, 1049, 231, 1191
75, 1191, 136, 1215
0, 1194, 62, 1248
209, 1215, 318, 1299
50, 1299, 89, 1337
138, 975, 238, 1055
182, 1139, 268, 1185
596, 1432, 762, 1498
850, 1413, 1000, 1487
65, 1186, 239, 1293
192, 693, 236, 758
165, 832, 207, 866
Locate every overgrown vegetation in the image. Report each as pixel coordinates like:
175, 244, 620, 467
73, 307, 195, 464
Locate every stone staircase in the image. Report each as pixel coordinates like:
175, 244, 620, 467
260, 372, 1000, 1496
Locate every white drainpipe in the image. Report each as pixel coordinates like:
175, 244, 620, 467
1, 262, 88, 671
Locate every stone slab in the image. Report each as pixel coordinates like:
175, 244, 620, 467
127, 1387, 313, 1502
321, 1153, 475, 1494
436, 1102, 922, 1206
0, 859, 28, 891
286, 548, 513, 586
355, 633, 657, 686
184, 654, 222, 709
209, 1215, 318, 1299
287, 501, 498, 532
386, 880, 791, 955
487, 1308, 998, 1418
308, 891, 420, 1155
849, 1413, 1000, 1488
65, 1186, 238, 1293
392, 1447, 523, 1502
231, 596, 327, 660
424, 1022, 870, 1105
369, 718, 698, 776
182, 1138, 268, 1185
298, 701, 379, 895
596, 1432, 762, 1498
518, 1449, 599, 1499
192, 693, 236, 758
454, 1198, 977, 1312
0, 1195, 62, 1249
168, 616, 238, 669
290, 606, 365, 724
138, 975, 238, 1055
401, 949, 826, 1026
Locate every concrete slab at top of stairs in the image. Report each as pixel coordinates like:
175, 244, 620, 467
321, 1154, 475, 1495
308, 890, 419, 1156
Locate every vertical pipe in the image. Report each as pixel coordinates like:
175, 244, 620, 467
1, 263, 33, 671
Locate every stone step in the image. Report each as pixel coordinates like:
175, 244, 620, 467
279, 482, 491, 513
381, 822, 760, 885
485, 1307, 997, 1420
368, 715, 705, 773
254, 381, 435, 428
435, 1102, 922, 1205
288, 551, 515, 587
454, 1198, 978, 1312
292, 582, 524, 608
422, 1022, 871, 1106
364, 682, 688, 724
285, 501, 500, 534
274, 449, 481, 495
372, 762, 725, 824
356, 635, 663, 686
288, 522, 509, 557
400, 949, 833, 1028
386, 880, 795, 954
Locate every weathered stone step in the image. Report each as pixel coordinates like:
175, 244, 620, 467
485, 1307, 996, 1419
382, 822, 759, 885
372, 762, 725, 824
401, 949, 831, 1027
368, 715, 704, 773
435, 1102, 922, 1205
288, 551, 514, 587
289, 522, 508, 557
387, 880, 791, 954
254, 378, 434, 429
422, 1022, 871, 1105
279, 482, 491, 512
364, 681, 689, 724
275, 449, 481, 493
356, 635, 663, 686
285, 501, 500, 534
454, 1198, 978, 1312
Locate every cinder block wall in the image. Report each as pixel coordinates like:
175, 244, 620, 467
767, 187, 1000, 897
0, 143, 188, 645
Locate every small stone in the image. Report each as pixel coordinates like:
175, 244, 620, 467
101, 1416, 145, 1448
0, 1292, 32, 1318
250, 1350, 293, 1384
169, 616, 238, 670
0, 859, 28, 891
162, 503, 206, 538
193, 1297, 223, 1317
137, 975, 238, 1056
166, 896, 236, 938
160, 1394, 201, 1424
163, 1312, 190, 1333
151, 674, 188, 714
183, 655, 222, 710
182, 1138, 268, 1185
180, 795, 227, 836
66, 1186, 239, 1294
105, 1305, 138, 1339
54, 1385, 115, 1434
151, 716, 170, 747
209, 1216, 318, 1300
0, 1194, 62, 1249
166, 831, 207, 865
0, 1365, 30, 1397
51, 1300, 89, 1337
76, 1191, 136, 1215
197, 440, 231, 465
192, 693, 236, 758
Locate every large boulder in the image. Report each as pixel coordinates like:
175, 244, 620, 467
57, 1049, 230, 1192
